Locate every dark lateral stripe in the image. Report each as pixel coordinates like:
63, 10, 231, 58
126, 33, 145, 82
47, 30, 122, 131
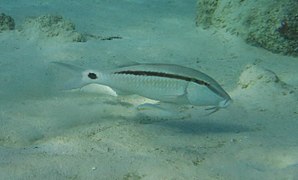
114, 70, 210, 87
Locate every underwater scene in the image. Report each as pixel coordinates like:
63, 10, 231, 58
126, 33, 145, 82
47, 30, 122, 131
0, 0, 297, 179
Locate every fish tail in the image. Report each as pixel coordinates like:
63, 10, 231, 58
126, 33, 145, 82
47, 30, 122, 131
50, 61, 89, 90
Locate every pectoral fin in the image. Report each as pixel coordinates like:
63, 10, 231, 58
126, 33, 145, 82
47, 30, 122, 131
112, 88, 134, 96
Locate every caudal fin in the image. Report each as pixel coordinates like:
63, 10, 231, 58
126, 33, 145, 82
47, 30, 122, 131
50, 62, 87, 90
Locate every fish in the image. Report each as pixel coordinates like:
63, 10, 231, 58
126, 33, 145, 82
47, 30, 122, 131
53, 62, 232, 113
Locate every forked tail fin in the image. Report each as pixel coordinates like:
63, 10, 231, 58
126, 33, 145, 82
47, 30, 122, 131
50, 62, 89, 90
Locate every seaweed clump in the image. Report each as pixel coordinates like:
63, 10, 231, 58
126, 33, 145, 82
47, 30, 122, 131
277, 16, 298, 41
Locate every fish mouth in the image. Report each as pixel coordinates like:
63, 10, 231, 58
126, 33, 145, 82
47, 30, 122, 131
204, 98, 232, 115
218, 98, 232, 108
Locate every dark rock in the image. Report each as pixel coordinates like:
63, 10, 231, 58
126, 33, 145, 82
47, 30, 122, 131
196, 0, 298, 57
21, 15, 87, 42
0, 13, 15, 32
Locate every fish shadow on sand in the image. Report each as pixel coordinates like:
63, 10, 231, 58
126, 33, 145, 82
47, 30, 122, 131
157, 121, 251, 135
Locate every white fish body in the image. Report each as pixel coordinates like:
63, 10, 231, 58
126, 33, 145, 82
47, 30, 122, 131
58, 63, 232, 110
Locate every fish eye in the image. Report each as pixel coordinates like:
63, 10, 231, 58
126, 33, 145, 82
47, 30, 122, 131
88, 72, 98, 79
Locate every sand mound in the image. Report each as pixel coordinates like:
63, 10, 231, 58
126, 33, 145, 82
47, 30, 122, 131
238, 64, 293, 94
232, 64, 297, 112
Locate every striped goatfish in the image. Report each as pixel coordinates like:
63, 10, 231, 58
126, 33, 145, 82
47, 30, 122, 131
54, 62, 232, 113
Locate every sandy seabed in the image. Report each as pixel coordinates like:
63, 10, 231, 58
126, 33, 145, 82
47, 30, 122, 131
0, 0, 298, 179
